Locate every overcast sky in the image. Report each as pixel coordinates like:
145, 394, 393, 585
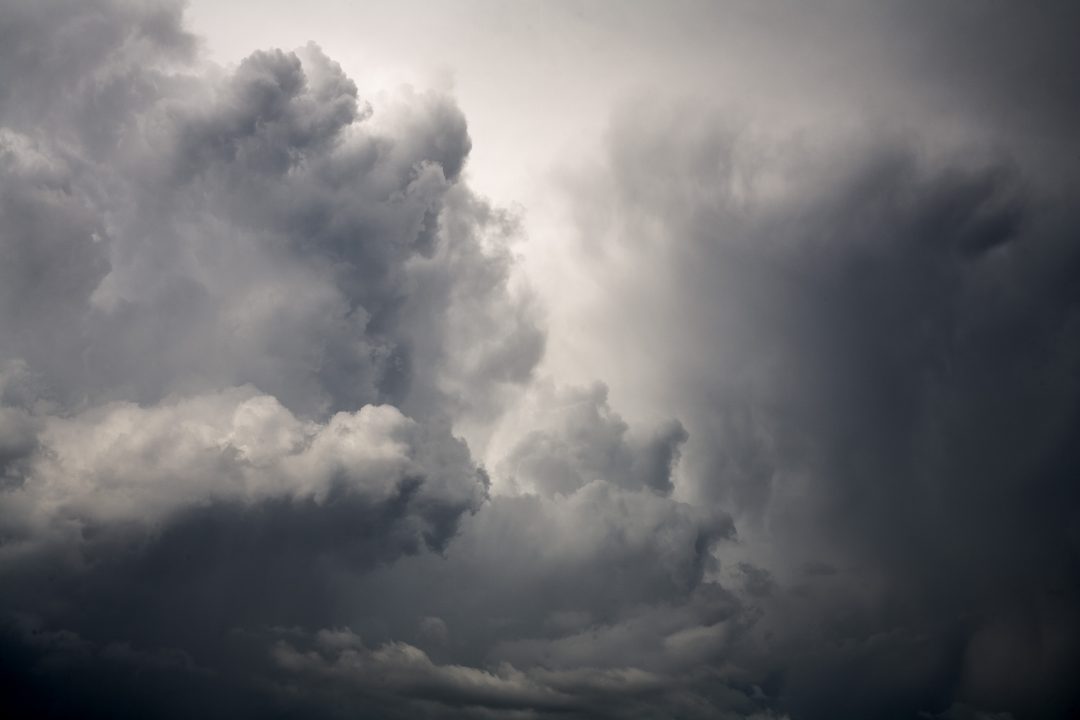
1, 2, 1079, 719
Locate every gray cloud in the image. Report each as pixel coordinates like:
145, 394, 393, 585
0, 1, 540, 716
0, 387, 483, 544
496, 383, 688, 497
550, 98, 1080, 718
0, 0, 540, 420
2, 1, 1079, 719
269, 625, 792, 720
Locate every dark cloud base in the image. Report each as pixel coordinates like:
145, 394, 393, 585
1, 2, 1079, 719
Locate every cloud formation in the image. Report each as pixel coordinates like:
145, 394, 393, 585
0, 1, 537, 716
2, 1, 1079, 720
543, 100, 1080, 717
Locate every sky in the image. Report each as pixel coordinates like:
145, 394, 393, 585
1, 2, 1079, 719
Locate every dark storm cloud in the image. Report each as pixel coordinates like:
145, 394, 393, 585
874, 1, 1080, 144
2, 1, 1080, 719
269, 385, 745, 718
0, 0, 539, 717
559, 96, 1080, 718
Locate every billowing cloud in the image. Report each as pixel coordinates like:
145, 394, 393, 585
2, 1, 1079, 719
0, 0, 540, 421
492, 382, 689, 496
0, 1, 538, 716
539, 99, 1080, 718
2, 387, 483, 541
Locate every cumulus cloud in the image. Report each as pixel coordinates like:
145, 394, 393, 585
1, 387, 483, 543
0, 0, 540, 421
0, 1, 726, 718
2, 1, 1079, 719
492, 382, 688, 496
0, 1, 539, 716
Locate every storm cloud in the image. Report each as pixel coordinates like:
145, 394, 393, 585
543, 100, 1080, 718
2, 1, 1079, 719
